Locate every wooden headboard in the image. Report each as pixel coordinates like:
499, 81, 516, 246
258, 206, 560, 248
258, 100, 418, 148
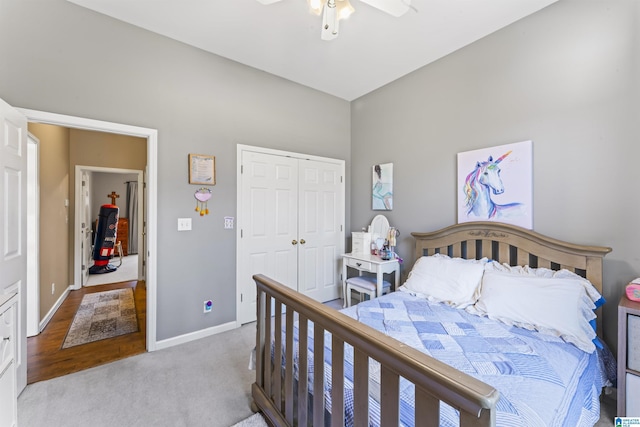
412, 222, 612, 334
412, 222, 611, 293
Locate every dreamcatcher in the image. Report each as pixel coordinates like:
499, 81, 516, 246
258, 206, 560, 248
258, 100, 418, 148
194, 187, 212, 216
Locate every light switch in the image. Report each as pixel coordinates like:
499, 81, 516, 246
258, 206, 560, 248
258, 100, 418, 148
178, 218, 192, 231
224, 216, 234, 229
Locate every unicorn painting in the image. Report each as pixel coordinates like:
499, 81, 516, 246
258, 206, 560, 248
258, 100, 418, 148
458, 141, 532, 229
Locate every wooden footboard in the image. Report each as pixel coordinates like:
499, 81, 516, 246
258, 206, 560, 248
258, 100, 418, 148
252, 274, 500, 427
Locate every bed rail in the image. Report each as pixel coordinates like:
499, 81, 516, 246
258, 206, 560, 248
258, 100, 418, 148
252, 273, 500, 427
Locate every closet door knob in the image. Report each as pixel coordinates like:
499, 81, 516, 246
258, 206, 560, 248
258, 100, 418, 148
292, 240, 298, 245
300, 239, 306, 245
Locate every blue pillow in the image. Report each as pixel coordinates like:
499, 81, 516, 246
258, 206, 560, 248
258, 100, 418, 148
591, 296, 606, 349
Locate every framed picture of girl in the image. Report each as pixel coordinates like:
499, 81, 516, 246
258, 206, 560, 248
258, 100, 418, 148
372, 163, 393, 210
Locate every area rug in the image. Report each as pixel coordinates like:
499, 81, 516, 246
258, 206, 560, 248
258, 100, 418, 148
62, 288, 138, 349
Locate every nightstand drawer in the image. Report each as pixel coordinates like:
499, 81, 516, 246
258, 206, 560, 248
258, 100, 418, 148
346, 257, 373, 271
627, 373, 640, 416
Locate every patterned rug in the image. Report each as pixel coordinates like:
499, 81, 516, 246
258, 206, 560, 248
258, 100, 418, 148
62, 288, 138, 349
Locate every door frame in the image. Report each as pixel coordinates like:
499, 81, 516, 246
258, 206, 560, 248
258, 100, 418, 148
73, 166, 144, 289
18, 108, 159, 351
26, 132, 40, 337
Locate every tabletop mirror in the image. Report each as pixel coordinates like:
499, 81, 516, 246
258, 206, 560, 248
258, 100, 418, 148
370, 214, 389, 251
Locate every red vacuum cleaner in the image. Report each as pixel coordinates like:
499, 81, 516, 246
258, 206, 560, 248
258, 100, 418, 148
89, 204, 119, 274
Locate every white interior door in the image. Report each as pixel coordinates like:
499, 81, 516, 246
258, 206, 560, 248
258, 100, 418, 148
81, 170, 92, 286
0, 97, 28, 394
238, 150, 298, 324
297, 159, 344, 302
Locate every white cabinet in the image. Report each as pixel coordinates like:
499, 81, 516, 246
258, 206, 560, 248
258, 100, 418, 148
0, 293, 17, 427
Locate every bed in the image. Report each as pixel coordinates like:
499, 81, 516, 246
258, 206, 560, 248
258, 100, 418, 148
251, 222, 613, 427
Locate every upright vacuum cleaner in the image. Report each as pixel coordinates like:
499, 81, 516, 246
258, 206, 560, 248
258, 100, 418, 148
89, 204, 119, 274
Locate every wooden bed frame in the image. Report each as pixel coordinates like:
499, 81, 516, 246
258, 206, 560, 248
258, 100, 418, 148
251, 222, 611, 427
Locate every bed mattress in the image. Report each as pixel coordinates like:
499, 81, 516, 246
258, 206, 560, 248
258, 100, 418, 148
281, 291, 613, 427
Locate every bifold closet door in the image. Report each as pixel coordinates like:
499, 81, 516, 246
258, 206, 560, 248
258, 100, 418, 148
297, 159, 343, 302
238, 150, 344, 324
239, 151, 299, 324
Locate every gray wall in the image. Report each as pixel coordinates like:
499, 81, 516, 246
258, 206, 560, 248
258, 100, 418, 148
351, 0, 640, 352
0, 0, 350, 341
2, 0, 636, 353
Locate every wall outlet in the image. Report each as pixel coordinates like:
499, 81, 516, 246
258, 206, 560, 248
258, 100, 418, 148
51, 283, 55, 295
203, 300, 213, 313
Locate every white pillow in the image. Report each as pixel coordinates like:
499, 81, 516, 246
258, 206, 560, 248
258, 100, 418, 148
471, 269, 598, 353
483, 261, 603, 305
399, 254, 487, 308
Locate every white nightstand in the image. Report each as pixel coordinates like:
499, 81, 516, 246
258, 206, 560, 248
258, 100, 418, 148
342, 252, 400, 308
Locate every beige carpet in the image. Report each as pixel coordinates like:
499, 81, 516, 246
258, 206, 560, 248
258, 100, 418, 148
19, 322, 257, 427
62, 288, 138, 349
230, 413, 267, 427
85, 254, 139, 287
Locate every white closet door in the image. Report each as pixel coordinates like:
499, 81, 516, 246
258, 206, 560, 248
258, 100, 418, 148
297, 159, 343, 302
238, 151, 298, 325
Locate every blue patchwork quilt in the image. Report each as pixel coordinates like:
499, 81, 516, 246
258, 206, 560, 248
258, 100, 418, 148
281, 291, 614, 427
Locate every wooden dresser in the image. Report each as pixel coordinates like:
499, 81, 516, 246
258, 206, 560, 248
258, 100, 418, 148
117, 217, 129, 256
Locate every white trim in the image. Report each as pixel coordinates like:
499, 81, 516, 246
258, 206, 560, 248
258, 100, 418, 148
154, 321, 237, 351
236, 144, 345, 165
26, 133, 40, 337
39, 285, 71, 332
18, 108, 159, 352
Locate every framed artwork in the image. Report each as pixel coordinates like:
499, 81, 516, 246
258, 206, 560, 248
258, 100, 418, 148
372, 163, 393, 210
189, 154, 216, 185
457, 140, 532, 229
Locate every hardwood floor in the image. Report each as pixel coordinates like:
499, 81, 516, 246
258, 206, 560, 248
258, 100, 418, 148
27, 280, 146, 384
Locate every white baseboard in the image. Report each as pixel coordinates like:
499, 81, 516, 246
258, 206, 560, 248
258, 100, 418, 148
39, 285, 71, 332
154, 321, 238, 351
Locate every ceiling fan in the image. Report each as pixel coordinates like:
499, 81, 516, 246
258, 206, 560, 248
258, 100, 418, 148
256, 0, 412, 41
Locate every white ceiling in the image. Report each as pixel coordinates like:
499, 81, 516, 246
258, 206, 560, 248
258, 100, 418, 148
67, 0, 557, 101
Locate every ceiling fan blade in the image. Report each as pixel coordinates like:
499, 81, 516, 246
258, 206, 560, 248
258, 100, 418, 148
256, 0, 283, 4
359, 0, 411, 17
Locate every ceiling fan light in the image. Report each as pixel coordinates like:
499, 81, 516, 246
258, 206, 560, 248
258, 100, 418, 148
336, 0, 354, 20
308, 0, 326, 16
